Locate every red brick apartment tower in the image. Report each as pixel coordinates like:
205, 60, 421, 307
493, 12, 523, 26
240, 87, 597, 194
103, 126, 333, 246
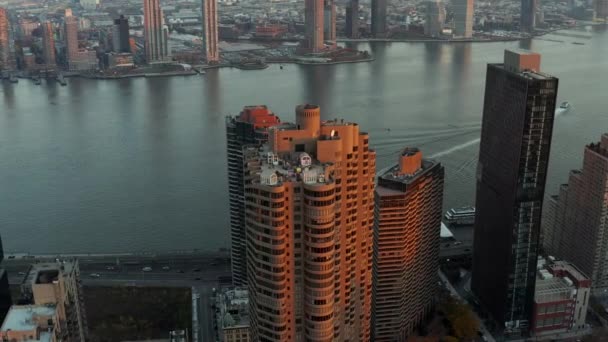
244, 105, 375, 341
372, 148, 445, 341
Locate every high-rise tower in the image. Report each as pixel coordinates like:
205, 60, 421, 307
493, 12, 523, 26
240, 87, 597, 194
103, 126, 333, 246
64, 9, 79, 70
372, 148, 444, 341
595, 0, 608, 20
453, 0, 473, 37
323, 0, 336, 47
305, 0, 325, 52
113, 15, 130, 53
345, 0, 359, 38
424, 0, 446, 37
202, 0, 219, 63
41, 21, 56, 66
0, 234, 12, 323
0, 7, 14, 71
471, 50, 558, 336
543, 134, 608, 294
245, 104, 375, 342
371, 0, 387, 37
225, 106, 281, 287
143, 0, 170, 63
520, 0, 538, 32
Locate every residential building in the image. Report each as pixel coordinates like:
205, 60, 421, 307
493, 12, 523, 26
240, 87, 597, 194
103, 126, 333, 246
543, 134, 608, 294
373, 148, 444, 341
202, 0, 219, 63
453, 0, 474, 37
64, 10, 79, 70
305, 0, 325, 51
521, 0, 539, 32
19, 19, 38, 38
113, 15, 130, 53
595, 0, 608, 19
0, 305, 61, 342
345, 0, 359, 38
245, 104, 375, 341
80, 0, 99, 11
21, 261, 88, 342
0, 7, 14, 71
371, 0, 387, 37
471, 50, 558, 336
42, 21, 56, 66
144, 0, 170, 63
425, 0, 446, 37
217, 288, 250, 342
323, 0, 336, 47
107, 52, 134, 68
225, 106, 282, 287
532, 260, 590, 336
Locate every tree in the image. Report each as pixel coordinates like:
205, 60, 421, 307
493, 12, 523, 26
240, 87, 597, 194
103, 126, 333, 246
441, 337, 459, 342
441, 298, 479, 340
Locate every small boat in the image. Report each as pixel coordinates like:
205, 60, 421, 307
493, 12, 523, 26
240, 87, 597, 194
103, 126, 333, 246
57, 74, 67, 86
32, 76, 41, 85
559, 101, 571, 109
9, 74, 18, 83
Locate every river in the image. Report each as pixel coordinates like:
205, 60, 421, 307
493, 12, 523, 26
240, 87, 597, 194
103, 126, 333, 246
1, 26, 607, 253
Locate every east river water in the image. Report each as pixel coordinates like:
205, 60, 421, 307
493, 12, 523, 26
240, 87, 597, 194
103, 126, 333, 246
1, 27, 607, 253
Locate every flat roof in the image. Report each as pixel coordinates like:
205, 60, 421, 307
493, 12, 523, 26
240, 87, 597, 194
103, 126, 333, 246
440, 223, 454, 239
1, 305, 56, 333
24, 261, 77, 287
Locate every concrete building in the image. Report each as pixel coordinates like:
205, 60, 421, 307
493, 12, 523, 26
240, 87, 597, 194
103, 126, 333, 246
41, 21, 56, 66
543, 134, 608, 294
372, 148, 444, 341
217, 288, 250, 342
0, 7, 14, 72
64, 10, 80, 70
244, 104, 375, 341
595, 0, 608, 20
80, 0, 99, 11
144, 0, 170, 63
453, 0, 474, 37
0, 305, 61, 342
425, 0, 446, 37
305, 0, 325, 52
323, 0, 336, 48
520, 0, 539, 32
345, 0, 359, 38
113, 15, 130, 53
19, 19, 38, 38
471, 50, 558, 336
532, 260, 590, 336
371, 0, 387, 37
226, 106, 282, 287
107, 52, 134, 68
21, 261, 88, 342
202, 0, 219, 63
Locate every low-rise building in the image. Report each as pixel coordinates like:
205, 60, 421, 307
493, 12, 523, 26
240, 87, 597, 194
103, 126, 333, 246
22, 260, 88, 342
532, 260, 590, 337
217, 288, 250, 342
0, 305, 61, 342
107, 52, 134, 68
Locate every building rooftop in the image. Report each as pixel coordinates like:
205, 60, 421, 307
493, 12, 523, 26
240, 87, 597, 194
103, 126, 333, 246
250, 148, 333, 188
220, 288, 250, 329
1, 305, 56, 336
377, 155, 439, 195
23, 261, 77, 288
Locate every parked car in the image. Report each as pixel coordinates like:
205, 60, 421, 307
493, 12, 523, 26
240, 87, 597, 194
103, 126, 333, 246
90, 273, 101, 278
142, 267, 152, 272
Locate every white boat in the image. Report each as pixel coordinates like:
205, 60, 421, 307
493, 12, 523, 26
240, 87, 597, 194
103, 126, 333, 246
444, 206, 476, 225
559, 101, 571, 109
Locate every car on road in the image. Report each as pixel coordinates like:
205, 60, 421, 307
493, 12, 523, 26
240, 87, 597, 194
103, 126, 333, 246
106, 266, 115, 270
18, 272, 26, 276
194, 277, 201, 281
177, 269, 184, 273
192, 268, 201, 272
162, 266, 170, 270
90, 273, 101, 278
142, 267, 152, 272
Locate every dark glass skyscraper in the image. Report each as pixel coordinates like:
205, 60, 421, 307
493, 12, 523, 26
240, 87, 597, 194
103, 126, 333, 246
345, 0, 359, 38
225, 106, 281, 286
471, 50, 558, 336
371, 0, 387, 37
113, 15, 130, 53
0, 232, 12, 323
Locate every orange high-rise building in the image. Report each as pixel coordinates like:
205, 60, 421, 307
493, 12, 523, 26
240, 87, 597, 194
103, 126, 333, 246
244, 104, 375, 341
372, 148, 444, 341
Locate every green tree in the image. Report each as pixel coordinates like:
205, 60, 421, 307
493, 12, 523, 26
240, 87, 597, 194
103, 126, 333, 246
442, 337, 459, 342
441, 298, 479, 339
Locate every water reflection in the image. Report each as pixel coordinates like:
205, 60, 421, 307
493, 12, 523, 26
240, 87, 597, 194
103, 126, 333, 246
300, 65, 335, 113
204, 69, 222, 116
1, 83, 15, 109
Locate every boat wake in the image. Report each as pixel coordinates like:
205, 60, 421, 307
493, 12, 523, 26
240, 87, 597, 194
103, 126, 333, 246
430, 138, 481, 159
